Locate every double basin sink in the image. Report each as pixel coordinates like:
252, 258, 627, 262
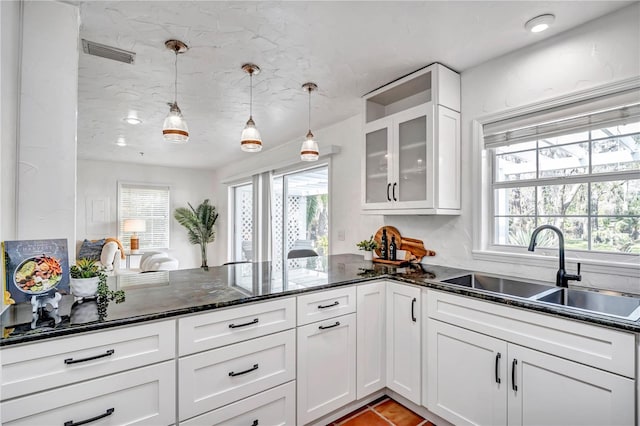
441, 273, 640, 321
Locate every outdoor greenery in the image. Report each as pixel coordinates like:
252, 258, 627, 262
305, 194, 328, 254
174, 199, 219, 268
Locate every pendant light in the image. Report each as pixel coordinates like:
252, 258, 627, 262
240, 63, 263, 152
300, 82, 319, 161
162, 39, 189, 143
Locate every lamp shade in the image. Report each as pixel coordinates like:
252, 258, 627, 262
123, 219, 146, 233
300, 131, 319, 161
240, 117, 263, 152
163, 103, 189, 143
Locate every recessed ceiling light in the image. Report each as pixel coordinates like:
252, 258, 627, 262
123, 116, 142, 125
525, 14, 555, 33
116, 137, 127, 146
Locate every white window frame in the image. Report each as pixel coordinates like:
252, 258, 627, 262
472, 77, 640, 278
117, 181, 171, 251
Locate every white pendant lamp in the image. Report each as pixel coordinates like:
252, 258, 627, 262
240, 64, 263, 152
163, 39, 189, 143
300, 82, 319, 161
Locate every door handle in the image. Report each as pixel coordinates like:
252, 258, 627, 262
229, 318, 259, 328
495, 353, 501, 384
317, 301, 339, 309
387, 183, 391, 201
64, 408, 114, 426
229, 363, 259, 377
64, 349, 114, 365
319, 321, 341, 330
392, 182, 398, 201
411, 297, 417, 322
512, 358, 518, 391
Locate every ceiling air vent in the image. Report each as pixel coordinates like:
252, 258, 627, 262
82, 39, 135, 64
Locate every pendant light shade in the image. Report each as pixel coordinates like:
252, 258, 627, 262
240, 64, 262, 152
300, 82, 319, 161
163, 39, 189, 144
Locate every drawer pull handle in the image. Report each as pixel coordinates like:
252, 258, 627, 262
318, 301, 339, 309
495, 353, 501, 384
229, 318, 259, 329
229, 363, 259, 377
252, 421, 259, 426
64, 349, 115, 365
64, 408, 114, 426
512, 358, 518, 391
319, 321, 340, 330
411, 297, 417, 322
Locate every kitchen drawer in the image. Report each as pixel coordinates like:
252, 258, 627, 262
1, 360, 175, 425
181, 381, 296, 426
179, 297, 295, 355
297, 286, 356, 325
179, 329, 295, 421
427, 289, 636, 378
1, 319, 175, 400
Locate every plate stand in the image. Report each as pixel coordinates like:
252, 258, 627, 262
30, 292, 62, 313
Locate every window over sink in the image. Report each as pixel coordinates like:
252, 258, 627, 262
475, 83, 640, 270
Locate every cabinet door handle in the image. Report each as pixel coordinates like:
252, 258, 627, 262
318, 301, 339, 309
252, 421, 259, 426
64, 349, 114, 365
392, 182, 398, 201
495, 353, 501, 384
229, 363, 259, 377
411, 298, 417, 322
511, 359, 518, 391
64, 408, 114, 426
229, 318, 259, 328
387, 183, 391, 201
319, 321, 340, 330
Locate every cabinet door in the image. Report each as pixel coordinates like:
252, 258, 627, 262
356, 282, 386, 398
386, 282, 421, 404
393, 104, 434, 209
427, 320, 507, 426
508, 344, 635, 426
362, 118, 393, 209
436, 106, 461, 210
297, 313, 356, 425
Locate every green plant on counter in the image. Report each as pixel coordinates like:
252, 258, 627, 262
356, 235, 379, 251
71, 258, 125, 304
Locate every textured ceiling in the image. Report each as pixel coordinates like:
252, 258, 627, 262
76, 1, 632, 170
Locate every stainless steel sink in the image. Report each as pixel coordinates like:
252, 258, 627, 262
536, 288, 640, 321
442, 273, 555, 299
442, 272, 640, 321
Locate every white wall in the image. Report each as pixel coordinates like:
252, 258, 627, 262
215, 4, 640, 293
16, 1, 79, 262
76, 159, 218, 269
1, 0, 21, 241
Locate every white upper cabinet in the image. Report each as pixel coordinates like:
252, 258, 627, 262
362, 63, 461, 215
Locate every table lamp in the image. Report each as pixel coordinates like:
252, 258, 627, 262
123, 219, 146, 254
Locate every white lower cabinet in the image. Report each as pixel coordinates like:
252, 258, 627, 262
427, 319, 635, 426
297, 312, 357, 425
1, 360, 175, 425
356, 281, 386, 399
180, 381, 296, 426
386, 282, 421, 404
179, 329, 296, 421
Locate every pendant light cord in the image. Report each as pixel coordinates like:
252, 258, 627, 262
308, 87, 311, 132
249, 71, 253, 118
173, 50, 178, 104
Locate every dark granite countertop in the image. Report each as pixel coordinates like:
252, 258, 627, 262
1, 254, 638, 346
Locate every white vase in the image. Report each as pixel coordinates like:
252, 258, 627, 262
70, 277, 100, 298
363, 251, 373, 261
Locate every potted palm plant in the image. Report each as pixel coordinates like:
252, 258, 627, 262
356, 235, 378, 261
174, 199, 219, 269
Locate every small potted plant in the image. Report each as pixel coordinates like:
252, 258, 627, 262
70, 259, 103, 298
356, 235, 378, 261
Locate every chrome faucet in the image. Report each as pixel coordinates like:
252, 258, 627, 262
528, 224, 581, 288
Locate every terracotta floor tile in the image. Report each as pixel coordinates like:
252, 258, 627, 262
368, 395, 391, 408
332, 405, 370, 425
373, 399, 424, 426
339, 409, 392, 426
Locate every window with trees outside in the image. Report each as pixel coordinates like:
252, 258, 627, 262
485, 100, 640, 256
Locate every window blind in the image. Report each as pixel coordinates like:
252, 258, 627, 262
118, 183, 170, 250
484, 89, 640, 148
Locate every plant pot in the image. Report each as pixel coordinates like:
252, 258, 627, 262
363, 251, 373, 261
70, 277, 99, 298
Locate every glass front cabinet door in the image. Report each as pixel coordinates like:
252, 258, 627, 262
363, 117, 393, 209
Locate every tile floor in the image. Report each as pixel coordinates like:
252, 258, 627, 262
329, 396, 435, 426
